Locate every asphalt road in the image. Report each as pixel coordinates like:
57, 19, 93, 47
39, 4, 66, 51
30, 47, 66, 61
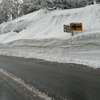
0, 55, 100, 100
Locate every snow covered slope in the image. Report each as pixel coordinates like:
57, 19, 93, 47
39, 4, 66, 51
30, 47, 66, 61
0, 4, 100, 68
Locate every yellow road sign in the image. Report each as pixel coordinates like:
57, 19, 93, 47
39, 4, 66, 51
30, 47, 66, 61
70, 23, 83, 31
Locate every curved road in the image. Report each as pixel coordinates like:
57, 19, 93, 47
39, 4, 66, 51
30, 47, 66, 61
0, 55, 100, 100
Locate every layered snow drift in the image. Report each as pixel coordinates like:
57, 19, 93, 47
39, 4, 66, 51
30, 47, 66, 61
0, 4, 100, 68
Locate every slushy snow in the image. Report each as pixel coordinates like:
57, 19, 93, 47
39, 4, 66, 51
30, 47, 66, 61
0, 4, 100, 68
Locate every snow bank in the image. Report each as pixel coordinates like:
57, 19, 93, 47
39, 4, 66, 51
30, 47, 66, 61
0, 5, 100, 68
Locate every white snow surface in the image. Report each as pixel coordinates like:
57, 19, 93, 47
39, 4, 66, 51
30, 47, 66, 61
0, 4, 100, 68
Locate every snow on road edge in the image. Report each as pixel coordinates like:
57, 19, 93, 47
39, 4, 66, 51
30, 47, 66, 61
0, 68, 52, 100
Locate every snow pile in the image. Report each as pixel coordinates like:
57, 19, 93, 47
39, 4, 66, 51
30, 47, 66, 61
0, 4, 100, 68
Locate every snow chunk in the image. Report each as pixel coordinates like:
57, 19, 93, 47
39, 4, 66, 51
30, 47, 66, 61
13, 20, 30, 33
2, 23, 13, 34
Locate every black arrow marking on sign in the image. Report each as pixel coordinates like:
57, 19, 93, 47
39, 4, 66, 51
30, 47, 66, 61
72, 24, 82, 30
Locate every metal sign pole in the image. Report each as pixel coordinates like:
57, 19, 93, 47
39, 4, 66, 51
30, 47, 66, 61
72, 31, 73, 36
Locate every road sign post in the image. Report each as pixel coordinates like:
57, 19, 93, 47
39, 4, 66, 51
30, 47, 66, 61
70, 23, 83, 36
72, 31, 73, 36
63, 23, 83, 36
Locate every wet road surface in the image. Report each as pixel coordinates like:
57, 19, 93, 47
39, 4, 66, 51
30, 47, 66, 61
0, 75, 26, 100
0, 55, 100, 100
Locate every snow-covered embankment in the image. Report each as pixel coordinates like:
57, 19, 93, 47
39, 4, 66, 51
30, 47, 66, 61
0, 4, 100, 68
